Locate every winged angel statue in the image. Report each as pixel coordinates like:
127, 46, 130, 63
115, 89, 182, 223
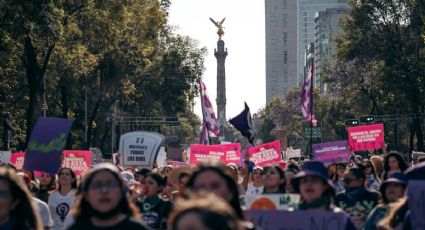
209, 17, 226, 40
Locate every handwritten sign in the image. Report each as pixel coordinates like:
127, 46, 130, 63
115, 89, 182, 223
313, 141, 350, 165
119, 131, 165, 168
242, 194, 300, 210
62, 150, 91, 175
248, 141, 281, 167
189, 143, 241, 166
24, 117, 73, 174
285, 148, 301, 160
408, 180, 425, 229
348, 124, 384, 151
10, 151, 25, 170
0, 151, 11, 164
247, 210, 348, 230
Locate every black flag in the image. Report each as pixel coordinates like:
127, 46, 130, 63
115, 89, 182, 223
229, 102, 254, 144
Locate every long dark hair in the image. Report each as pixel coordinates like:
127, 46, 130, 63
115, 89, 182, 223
185, 163, 244, 220
383, 152, 408, 179
71, 165, 140, 222
57, 167, 78, 191
360, 160, 379, 180
263, 164, 286, 193
144, 173, 166, 195
0, 167, 43, 230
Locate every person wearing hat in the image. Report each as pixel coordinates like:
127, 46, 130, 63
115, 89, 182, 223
245, 166, 264, 196
335, 167, 380, 229
291, 161, 356, 230
364, 172, 407, 230
68, 163, 148, 230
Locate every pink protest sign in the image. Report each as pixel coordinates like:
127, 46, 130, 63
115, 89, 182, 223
62, 150, 92, 175
10, 151, 26, 170
348, 124, 384, 151
248, 141, 281, 167
189, 143, 241, 166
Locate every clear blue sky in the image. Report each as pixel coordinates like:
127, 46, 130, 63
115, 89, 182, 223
168, 0, 266, 119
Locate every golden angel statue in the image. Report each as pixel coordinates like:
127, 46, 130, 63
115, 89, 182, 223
209, 17, 226, 40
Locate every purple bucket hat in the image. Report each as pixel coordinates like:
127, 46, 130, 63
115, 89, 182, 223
292, 160, 335, 192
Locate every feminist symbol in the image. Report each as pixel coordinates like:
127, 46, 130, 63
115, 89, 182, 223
56, 203, 70, 222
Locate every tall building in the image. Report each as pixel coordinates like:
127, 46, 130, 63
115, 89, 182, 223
314, 6, 348, 92
265, 0, 298, 103
298, 0, 347, 89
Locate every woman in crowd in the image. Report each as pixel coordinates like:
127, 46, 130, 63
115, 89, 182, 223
245, 166, 264, 196
382, 151, 408, 180
291, 161, 356, 230
137, 173, 173, 230
168, 194, 244, 230
370, 155, 384, 179
327, 163, 337, 180
185, 162, 255, 229
333, 162, 347, 193
48, 167, 78, 230
361, 160, 381, 191
364, 172, 407, 230
0, 166, 43, 230
262, 164, 286, 194
35, 172, 56, 203
284, 161, 300, 193
68, 163, 147, 230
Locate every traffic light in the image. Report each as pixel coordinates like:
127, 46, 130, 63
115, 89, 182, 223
359, 115, 375, 124
344, 119, 360, 126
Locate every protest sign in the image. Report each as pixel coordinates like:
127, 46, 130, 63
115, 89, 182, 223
119, 131, 165, 168
242, 194, 300, 210
24, 117, 73, 174
348, 124, 384, 151
112, 153, 120, 166
247, 210, 348, 230
407, 180, 425, 229
62, 150, 91, 175
285, 147, 301, 160
189, 143, 241, 166
313, 141, 350, 165
166, 147, 182, 161
0, 151, 11, 164
90, 147, 104, 165
248, 141, 281, 167
166, 160, 189, 168
10, 151, 25, 169
156, 147, 167, 167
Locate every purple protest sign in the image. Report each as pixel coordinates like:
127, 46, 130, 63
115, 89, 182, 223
312, 141, 350, 165
407, 180, 425, 229
247, 210, 347, 230
24, 117, 73, 174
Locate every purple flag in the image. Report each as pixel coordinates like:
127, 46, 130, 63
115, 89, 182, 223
24, 117, 73, 174
301, 62, 315, 121
199, 79, 219, 143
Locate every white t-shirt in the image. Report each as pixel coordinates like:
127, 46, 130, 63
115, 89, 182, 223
33, 197, 54, 228
48, 190, 76, 230
246, 184, 264, 196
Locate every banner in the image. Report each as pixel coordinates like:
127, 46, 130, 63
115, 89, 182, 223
348, 124, 384, 151
248, 141, 281, 167
62, 150, 91, 175
0, 151, 11, 164
189, 143, 241, 166
24, 117, 73, 174
407, 180, 425, 229
313, 141, 350, 165
285, 147, 301, 160
119, 131, 165, 168
10, 151, 25, 170
242, 194, 300, 210
247, 210, 348, 230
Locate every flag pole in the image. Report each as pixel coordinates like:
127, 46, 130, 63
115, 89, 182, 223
199, 79, 211, 145
308, 43, 314, 159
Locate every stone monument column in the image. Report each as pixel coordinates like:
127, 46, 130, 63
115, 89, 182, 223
214, 40, 228, 127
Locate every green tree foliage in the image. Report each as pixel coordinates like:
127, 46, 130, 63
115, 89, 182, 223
0, 0, 204, 152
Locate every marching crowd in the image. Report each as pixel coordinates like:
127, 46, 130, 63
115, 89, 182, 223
0, 150, 424, 230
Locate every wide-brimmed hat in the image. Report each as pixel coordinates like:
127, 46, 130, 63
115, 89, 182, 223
292, 161, 335, 192
380, 172, 407, 193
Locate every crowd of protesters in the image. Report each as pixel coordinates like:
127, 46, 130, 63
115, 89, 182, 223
0, 150, 424, 230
